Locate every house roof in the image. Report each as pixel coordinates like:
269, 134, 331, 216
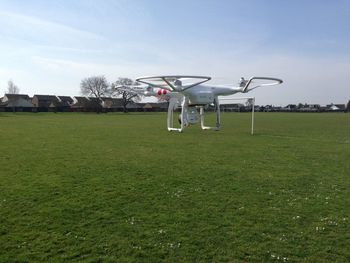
4, 94, 31, 100
327, 104, 345, 110
72, 96, 102, 109
49, 96, 74, 107
334, 104, 345, 110
58, 96, 74, 104
72, 96, 90, 107
88, 97, 102, 103
33, 95, 58, 100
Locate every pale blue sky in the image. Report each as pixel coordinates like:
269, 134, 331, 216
0, 0, 349, 105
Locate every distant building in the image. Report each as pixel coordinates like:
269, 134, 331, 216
58, 96, 74, 107
126, 101, 143, 112
220, 103, 244, 112
298, 104, 320, 112
0, 94, 33, 111
88, 97, 103, 112
0, 92, 348, 113
71, 96, 92, 111
282, 104, 297, 112
326, 104, 346, 112
263, 105, 274, 112
32, 95, 59, 111
71, 96, 102, 112
100, 97, 124, 111
49, 96, 74, 112
136, 102, 168, 112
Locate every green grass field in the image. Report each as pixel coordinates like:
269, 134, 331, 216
0, 112, 349, 262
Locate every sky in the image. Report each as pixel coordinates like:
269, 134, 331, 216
0, 0, 349, 105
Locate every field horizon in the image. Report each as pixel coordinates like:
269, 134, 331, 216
1, 112, 349, 262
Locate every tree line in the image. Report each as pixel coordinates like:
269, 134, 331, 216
3, 76, 141, 113
80, 76, 141, 113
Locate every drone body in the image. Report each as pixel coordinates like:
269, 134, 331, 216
131, 75, 282, 132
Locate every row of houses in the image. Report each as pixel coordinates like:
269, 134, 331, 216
262, 103, 348, 112
0, 94, 169, 112
219, 103, 349, 112
1, 94, 349, 113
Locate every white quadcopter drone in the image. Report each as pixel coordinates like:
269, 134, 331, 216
127, 75, 282, 132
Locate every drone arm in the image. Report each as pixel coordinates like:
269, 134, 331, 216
113, 85, 158, 97
162, 78, 176, 91
182, 77, 212, 91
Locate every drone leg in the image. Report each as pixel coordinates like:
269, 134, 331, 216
167, 98, 177, 131
167, 97, 186, 132
200, 97, 220, 131
200, 107, 211, 130
179, 97, 189, 132
215, 96, 221, 130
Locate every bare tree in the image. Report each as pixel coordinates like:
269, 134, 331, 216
7, 80, 20, 94
80, 76, 110, 99
111, 78, 142, 113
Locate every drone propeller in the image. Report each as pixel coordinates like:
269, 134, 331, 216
113, 85, 146, 95
136, 75, 211, 92
242, 77, 283, 93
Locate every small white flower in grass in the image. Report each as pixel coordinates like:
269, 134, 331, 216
132, 245, 141, 250
327, 220, 338, 226
126, 217, 136, 225
270, 253, 288, 261
316, 226, 325, 231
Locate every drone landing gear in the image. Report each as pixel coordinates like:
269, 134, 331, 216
200, 97, 220, 131
167, 97, 185, 132
167, 97, 221, 132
